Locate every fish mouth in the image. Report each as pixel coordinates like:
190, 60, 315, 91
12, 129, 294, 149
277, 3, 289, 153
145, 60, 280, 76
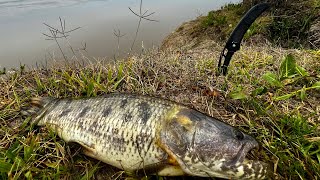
223, 141, 271, 179
225, 140, 259, 167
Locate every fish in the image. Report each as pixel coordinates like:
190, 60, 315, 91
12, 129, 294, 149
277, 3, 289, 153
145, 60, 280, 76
23, 93, 271, 179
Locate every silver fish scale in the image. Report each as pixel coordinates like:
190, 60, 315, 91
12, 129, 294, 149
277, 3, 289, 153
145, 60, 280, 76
38, 94, 177, 171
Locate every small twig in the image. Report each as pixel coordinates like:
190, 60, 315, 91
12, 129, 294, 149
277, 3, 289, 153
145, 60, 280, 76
80, 42, 87, 52
128, 8, 158, 22
128, 0, 158, 52
42, 17, 81, 61
113, 29, 126, 57
42, 32, 68, 39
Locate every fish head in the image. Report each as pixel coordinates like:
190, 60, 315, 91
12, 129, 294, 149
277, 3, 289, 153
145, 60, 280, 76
160, 108, 270, 179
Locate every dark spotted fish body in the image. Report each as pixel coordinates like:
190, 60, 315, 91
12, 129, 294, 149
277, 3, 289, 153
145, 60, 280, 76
26, 94, 270, 179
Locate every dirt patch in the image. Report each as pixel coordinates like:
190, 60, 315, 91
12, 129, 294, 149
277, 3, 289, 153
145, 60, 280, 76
160, 16, 221, 51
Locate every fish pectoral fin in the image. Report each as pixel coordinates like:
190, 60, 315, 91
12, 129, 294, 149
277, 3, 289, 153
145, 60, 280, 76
156, 165, 185, 176
135, 160, 185, 177
77, 142, 96, 158
134, 161, 167, 177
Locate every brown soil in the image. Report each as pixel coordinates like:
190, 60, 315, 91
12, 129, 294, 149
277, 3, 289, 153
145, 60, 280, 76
160, 16, 222, 52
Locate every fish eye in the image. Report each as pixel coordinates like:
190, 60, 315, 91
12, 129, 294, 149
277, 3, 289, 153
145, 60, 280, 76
233, 129, 244, 140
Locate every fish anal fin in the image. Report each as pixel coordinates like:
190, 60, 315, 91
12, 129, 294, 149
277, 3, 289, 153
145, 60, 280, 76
45, 123, 73, 143
45, 123, 98, 159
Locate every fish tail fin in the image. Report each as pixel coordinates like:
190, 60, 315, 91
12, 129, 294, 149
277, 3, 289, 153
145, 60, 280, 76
21, 97, 57, 124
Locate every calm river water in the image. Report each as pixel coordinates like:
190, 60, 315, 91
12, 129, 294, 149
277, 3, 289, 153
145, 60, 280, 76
0, 0, 240, 69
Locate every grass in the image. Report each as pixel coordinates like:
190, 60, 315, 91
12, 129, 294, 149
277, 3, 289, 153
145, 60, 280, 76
201, 3, 271, 42
0, 45, 319, 179
267, 0, 319, 48
200, 0, 320, 49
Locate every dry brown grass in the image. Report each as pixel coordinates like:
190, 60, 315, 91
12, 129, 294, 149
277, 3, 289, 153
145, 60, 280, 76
0, 44, 319, 179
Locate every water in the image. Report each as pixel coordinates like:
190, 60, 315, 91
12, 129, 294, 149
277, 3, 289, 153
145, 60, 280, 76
0, 0, 240, 69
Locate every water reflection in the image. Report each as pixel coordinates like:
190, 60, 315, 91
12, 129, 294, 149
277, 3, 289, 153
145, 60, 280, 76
0, 0, 108, 15
0, 0, 240, 68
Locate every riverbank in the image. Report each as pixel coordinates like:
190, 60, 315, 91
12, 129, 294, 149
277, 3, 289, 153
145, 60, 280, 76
0, 44, 319, 179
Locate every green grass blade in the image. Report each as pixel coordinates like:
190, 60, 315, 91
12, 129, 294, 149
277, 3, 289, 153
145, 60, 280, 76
280, 54, 297, 79
0, 161, 13, 173
311, 81, 320, 89
80, 162, 100, 180
229, 91, 247, 100
263, 72, 283, 87
274, 93, 295, 101
296, 65, 309, 77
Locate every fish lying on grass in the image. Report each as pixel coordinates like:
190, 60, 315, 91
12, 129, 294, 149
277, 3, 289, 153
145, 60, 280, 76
22, 94, 270, 179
